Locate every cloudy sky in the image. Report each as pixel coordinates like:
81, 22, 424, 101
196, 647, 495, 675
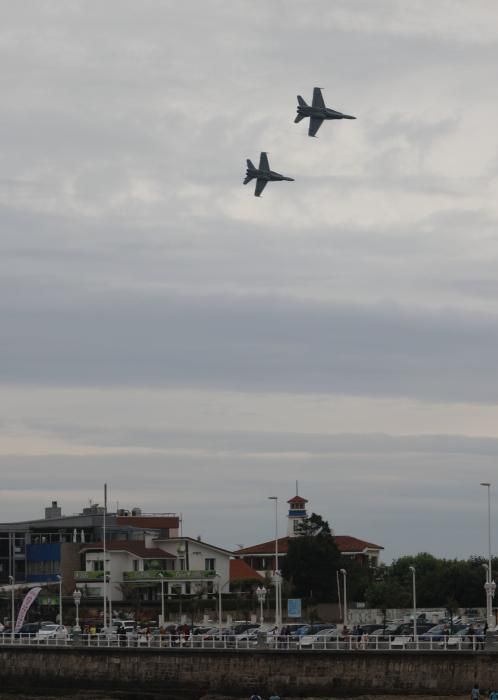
3, 1, 498, 562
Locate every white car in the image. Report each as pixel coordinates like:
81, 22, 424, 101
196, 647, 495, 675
391, 635, 413, 648
299, 627, 339, 649
35, 623, 68, 641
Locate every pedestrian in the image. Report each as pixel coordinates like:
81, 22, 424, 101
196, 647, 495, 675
250, 693, 262, 700
489, 689, 498, 700
269, 693, 280, 700
117, 624, 126, 647
471, 684, 480, 700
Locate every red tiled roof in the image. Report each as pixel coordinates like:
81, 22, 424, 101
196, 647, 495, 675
236, 537, 290, 555
235, 534, 383, 556
80, 540, 176, 558
230, 559, 264, 583
116, 516, 179, 529
287, 496, 308, 504
334, 535, 384, 552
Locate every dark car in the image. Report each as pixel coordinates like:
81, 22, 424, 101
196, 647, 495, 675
14, 622, 42, 638
419, 623, 466, 643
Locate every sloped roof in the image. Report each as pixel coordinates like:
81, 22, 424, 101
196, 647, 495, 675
230, 559, 264, 583
334, 535, 383, 552
236, 537, 290, 555
235, 534, 383, 556
287, 496, 308, 504
116, 516, 179, 529
80, 540, 176, 558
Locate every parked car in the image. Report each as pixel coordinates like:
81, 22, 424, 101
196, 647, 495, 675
418, 623, 466, 645
35, 624, 69, 642
446, 626, 485, 649
299, 627, 339, 649
14, 622, 42, 638
390, 622, 435, 648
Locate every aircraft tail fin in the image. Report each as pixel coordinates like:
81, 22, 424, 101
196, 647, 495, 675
244, 160, 256, 184
297, 95, 308, 107
294, 114, 305, 123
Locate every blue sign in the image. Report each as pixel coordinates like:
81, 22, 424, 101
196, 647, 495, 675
287, 598, 302, 618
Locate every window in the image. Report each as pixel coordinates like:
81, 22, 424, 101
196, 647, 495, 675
204, 558, 215, 571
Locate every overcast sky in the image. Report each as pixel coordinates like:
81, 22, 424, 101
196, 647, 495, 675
3, 1, 498, 562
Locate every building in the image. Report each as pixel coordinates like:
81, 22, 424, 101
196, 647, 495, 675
76, 536, 232, 602
234, 492, 383, 574
0, 501, 232, 605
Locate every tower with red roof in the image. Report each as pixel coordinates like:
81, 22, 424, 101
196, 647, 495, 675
287, 486, 308, 537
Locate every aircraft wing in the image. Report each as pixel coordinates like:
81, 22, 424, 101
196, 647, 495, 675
308, 117, 323, 137
258, 152, 270, 172
312, 87, 326, 109
254, 179, 268, 197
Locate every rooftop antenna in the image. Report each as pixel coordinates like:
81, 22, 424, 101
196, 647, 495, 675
296, 480, 299, 497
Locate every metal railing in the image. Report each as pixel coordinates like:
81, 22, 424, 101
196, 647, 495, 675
0, 633, 487, 652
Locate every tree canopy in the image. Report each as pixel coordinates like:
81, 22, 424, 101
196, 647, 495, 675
282, 514, 341, 601
365, 553, 492, 609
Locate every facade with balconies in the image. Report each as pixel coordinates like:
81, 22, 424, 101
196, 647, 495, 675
75, 537, 231, 602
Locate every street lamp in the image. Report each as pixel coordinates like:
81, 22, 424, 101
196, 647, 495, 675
409, 566, 417, 639
72, 589, 82, 632
56, 574, 63, 626
340, 569, 347, 627
8, 575, 14, 640
481, 482, 496, 630
159, 574, 165, 626
268, 496, 281, 629
256, 586, 267, 625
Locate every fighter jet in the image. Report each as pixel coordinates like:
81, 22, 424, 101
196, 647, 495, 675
243, 152, 294, 197
295, 87, 356, 137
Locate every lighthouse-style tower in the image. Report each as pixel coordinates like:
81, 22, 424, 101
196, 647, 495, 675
287, 484, 308, 537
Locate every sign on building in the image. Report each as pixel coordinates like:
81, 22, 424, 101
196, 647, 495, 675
287, 598, 302, 618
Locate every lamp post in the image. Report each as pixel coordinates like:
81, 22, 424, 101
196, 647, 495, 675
72, 589, 82, 632
481, 482, 496, 630
8, 575, 14, 640
256, 586, 267, 625
56, 574, 63, 626
159, 574, 165, 626
409, 566, 417, 639
340, 569, 347, 627
217, 575, 222, 637
103, 483, 108, 633
268, 496, 281, 629
107, 565, 113, 629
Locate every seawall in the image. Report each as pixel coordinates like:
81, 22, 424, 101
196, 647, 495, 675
0, 647, 496, 697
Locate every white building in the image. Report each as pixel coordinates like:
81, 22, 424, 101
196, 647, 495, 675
76, 535, 231, 602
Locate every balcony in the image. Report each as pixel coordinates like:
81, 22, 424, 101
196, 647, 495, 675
74, 571, 104, 581
123, 569, 216, 581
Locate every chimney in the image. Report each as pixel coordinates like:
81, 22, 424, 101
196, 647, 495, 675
45, 501, 62, 520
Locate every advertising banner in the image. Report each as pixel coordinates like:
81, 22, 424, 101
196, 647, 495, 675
15, 586, 42, 632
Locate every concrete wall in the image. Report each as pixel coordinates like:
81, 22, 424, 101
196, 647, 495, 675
0, 647, 496, 697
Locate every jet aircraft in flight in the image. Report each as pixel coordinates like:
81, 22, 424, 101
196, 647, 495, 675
243, 152, 294, 197
295, 87, 356, 137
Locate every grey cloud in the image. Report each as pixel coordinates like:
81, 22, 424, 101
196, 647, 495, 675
2, 289, 498, 403
22, 422, 498, 458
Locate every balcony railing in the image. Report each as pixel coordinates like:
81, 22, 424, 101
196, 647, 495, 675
74, 571, 104, 581
123, 569, 216, 581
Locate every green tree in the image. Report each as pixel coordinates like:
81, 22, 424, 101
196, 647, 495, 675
365, 578, 411, 609
282, 526, 341, 601
295, 513, 332, 537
